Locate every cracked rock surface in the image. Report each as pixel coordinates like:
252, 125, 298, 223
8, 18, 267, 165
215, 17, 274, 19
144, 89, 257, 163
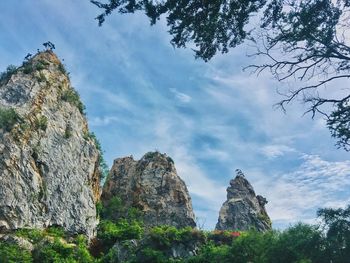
216, 170, 271, 231
102, 152, 196, 228
0, 51, 100, 238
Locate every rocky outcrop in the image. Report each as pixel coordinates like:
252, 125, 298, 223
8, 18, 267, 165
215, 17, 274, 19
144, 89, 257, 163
101, 152, 196, 228
0, 51, 101, 238
216, 170, 271, 231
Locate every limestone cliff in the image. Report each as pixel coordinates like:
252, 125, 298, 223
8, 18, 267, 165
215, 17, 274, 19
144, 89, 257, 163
216, 170, 271, 231
0, 51, 100, 238
101, 152, 196, 228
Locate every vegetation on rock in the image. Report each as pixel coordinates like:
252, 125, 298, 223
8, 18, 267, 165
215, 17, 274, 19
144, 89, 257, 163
0, 107, 21, 132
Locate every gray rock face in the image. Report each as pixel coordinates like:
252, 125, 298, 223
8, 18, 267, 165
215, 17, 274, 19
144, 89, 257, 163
0, 51, 100, 238
216, 170, 271, 231
102, 152, 196, 228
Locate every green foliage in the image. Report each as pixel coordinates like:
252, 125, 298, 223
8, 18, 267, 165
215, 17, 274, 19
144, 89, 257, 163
35, 115, 48, 131
100, 196, 142, 222
92, 0, 265, 61
86, 132, 109, 183
139, 247, 168, 263
269, 224, 325, 263
97, 219, 143, 246
166, 156, 174, 164
61, 88, 86, 114
186, 243, 230, 263
317, 205, 350, 262
92, 0, 350, 152
46, 226, 66, 238
64, 124, 73, 139
0, 64, 17, 83
0, 241, 33, 263
206, 230, 238, 245
143, 151, 160, 160
0, 107, 21, 132
22, 62, 34, 74
32, 237, 94, 263
16, 228, 45, 244
58, 63, 67, 75
327, 100, 350, 151
149, 226, 204, 249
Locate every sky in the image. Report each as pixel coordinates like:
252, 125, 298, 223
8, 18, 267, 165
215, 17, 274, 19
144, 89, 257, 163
1, 0, 349, 230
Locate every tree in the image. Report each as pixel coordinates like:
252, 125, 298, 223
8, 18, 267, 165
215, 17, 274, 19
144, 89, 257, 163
91, 0, 350, 150
317, 205, 350, 262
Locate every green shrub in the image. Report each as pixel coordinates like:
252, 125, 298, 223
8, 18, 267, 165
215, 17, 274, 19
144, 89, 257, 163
22, 62, 33, 74
186, 243, 230, 263
269, 224, 326, 263
0, 107, 21, 132
0, 65, 17, 83
139, 247, 168, 263
45, 226, 66, 238
0, 241, 33, 263
35, 115, 48, 131
61, 88, 85, 114
97, 219, 143, 246
16, 228, 45, 243
149, 226, 204, 250
58, 63, 67, 75
64, 124, 72, 139
86, 132, 109, 183
32, 235, 94, 263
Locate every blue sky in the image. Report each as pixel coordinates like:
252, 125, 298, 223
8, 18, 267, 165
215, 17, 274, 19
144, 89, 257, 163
1, 0, 349, 230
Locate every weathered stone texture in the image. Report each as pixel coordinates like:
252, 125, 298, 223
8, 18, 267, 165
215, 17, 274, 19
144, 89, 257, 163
216, 170, 271, 231
102, 152, 196, 228
0, 51, 100, 238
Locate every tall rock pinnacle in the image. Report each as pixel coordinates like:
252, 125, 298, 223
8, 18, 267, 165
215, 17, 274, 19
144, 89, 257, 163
216, 170, 271, 231
0, 51, 101, 238
101, 152, 196, 228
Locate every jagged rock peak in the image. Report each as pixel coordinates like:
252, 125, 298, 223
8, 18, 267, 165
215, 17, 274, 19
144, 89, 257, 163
216, 170, 271, 232
101, 151, 196, 228
0, 51, 101, 238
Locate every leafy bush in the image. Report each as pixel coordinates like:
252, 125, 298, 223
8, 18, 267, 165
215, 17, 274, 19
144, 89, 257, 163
269, 224, 325, 263
58, 63, 67, 75
149, 226, 200, 249
61, 88, 85, 114
86, 132, 109, 183
97, 219, 143, 246
35, 115, 48, 131
16, 228, 45, 243
139, 247, 168, 263
64, 124, 72, 139
45, 226, 66, 238
0, 107, 21, 132
31, 234, 94, 263
186, 243, 230, 263
0, 65, 17, 83
0, 241, 33, 263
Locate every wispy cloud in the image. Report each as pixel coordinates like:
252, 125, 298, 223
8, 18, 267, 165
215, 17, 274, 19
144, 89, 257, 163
170, 88, 192, 103
260, 154, 350, 227
261, 145, 296, 159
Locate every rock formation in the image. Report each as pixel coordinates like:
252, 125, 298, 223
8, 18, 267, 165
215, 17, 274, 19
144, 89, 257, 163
216, 169, 271, 231
101, 152, 196, 228
0, 51, 101, 238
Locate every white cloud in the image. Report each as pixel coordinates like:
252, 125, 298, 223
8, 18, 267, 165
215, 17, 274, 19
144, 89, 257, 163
261, 154, 350, 226
261, 144, 296, 159
170, 88, 192, 103
90, 116, 120, 126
